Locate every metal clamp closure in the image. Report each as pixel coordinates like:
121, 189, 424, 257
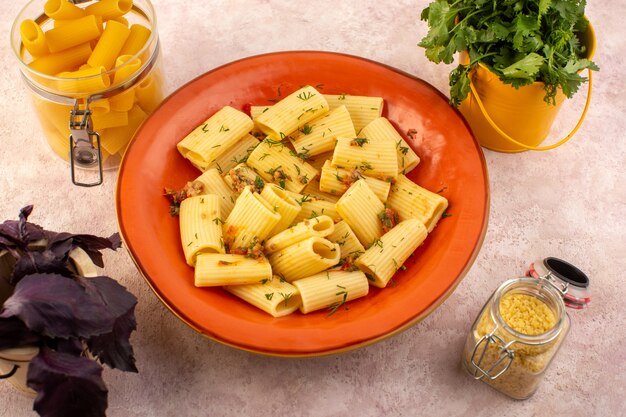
69, 100, 103, 187
540, 271, 569, 297
470, 328, 515, 380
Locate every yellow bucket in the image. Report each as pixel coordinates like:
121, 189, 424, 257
459, 21, 596, 152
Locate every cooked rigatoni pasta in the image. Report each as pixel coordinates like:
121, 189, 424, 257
326, 220, 365, 261
265, 215, 334, 254
119, 24, 151, 56
387, 174, 449, 232
206, 133, 259, 175
324, 94, 384, 132
293, 198, 341, 224
260, 184, 301, 235
177, 106, 253, 165
269, 237, 340, 282
301, 178, 340, 203
85, 0, 133, 20
356, 219, 427, 288
359, 117, 420, 174
331, 136, 398, 181
29, 42, 92, 74
44, 0, 86, 20
225, 276, 301, 317
87, 20, 130, 70
255, 85, 329, 138
319, 160, 391, 202
250, 105, 271, 120
246, 138, 318, 193
195, 254, 272, 287
179, 195, 225, 266
223, 186, 281, 250
45, 15, 102, 53
193, 169, 236, 218
292, 270, 369, 314
20, 20, 48, 58
335, 179, 385, 248
222, 163, 262, 193
289, 105, 356, 157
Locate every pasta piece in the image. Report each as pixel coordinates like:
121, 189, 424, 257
359, 117, 420, 174
301, 177, 340, 203
223, 186, 280, 250
250, 105, 271, 119
109, 55, 141, 111
29, 42, 92, 75
293, 198, 341, 224
264, 215, 334, 254
56, 65, 111, 94
85, 0, 133, 20
225, 276, 301, 317
193, 169, 236, 218
195, 254, 271, 287
205, 133, 259, 175
387, 174, 449, 232
45, 15, 102, 53
87, 20, 131, 70
260, 183, 301, 235
44, 0, 86, 19
222, 163, 262, 193
135, 73, 163, 113
335, 179, 384, 248
111, 15, 129, 27
292, 270, 369, 314
119, 24, 152, 56
177, 106, 254, 165
91, 109, 128, 130
331, 136, 398, 181
289, 105, 356, 157
269, 237, 340, 282
179, 195, 225, 266
307, 151, 333, 171
319, 160, 391, 202
246, 138, 318, 193
324, 94, 383, 132
356, 219, 427, 288
100, 104, 146, 154
326, 220, 365, 261
255, 85, 328, 138
20, 20, 48, 58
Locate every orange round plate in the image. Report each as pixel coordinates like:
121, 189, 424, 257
116, 51, 489, 357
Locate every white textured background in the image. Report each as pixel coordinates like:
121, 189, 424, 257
1, 1, 625, 416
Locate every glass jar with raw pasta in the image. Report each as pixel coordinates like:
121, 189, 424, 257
461, 257, 590, 399
11, 0, 164, 186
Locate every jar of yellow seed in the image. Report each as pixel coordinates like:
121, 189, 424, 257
461, 257, 590, 399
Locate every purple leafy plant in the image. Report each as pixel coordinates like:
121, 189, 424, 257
0, 206, 137, 417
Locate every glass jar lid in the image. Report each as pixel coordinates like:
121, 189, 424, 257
526, 257, 591, 309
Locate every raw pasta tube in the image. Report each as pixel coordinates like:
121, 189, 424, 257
56, 65, 111, 94
119, 24, 151, 56
264, 215, 334, 254
255, 85, 329, 138
269, 237, 340, 282
135, 74, 163, 113
85, 0, 133, 20
29, 42, 92, 75
193, 169, 237, 218
335, 179, 385, 248
195, 254, 272, 287
206, 134, 259, 175
356, 219, 427, 288
293, 198, 341, 224
387, 174, 449, 232
289, 105, 356, 157
88, 20, 131, 70
109, 55, 141, 112
324, 94, 384, 132
225, 276, 301, 317
292, 270, 369, 314
223, 186, 281, 250
326, 220, 365, 261
359, 117, 420, 174
319, 160, 391, 202
44, 0, 86, 19
260, 183, 302, 235
177, 106, 254, 165
179, 195, 225, 267
100, 105, 146, 155
331, 136, 398, 181
45, 15, 102, 53
20, 20, 48, 58
246, 138, 318, 193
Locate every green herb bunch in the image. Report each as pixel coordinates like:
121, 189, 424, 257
419, 0, 599, 106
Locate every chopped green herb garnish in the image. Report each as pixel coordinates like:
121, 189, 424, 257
297, 91, 315, 101
299, 124, 313, 135
265, 293, 274, 300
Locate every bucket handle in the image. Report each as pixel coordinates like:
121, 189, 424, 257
468, 70, 593, 151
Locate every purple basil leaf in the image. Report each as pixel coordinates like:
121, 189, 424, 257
11, 246, 74, 286
0, 274, 117, 339
87, 308, 138, 372
46, 232, 122, 268
0, 317, 41, 350
52, 338, 84, 356
27, 348, 108, 417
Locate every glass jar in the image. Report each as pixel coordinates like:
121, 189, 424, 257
10, 0, 164, 186
461, 257, 590, 399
